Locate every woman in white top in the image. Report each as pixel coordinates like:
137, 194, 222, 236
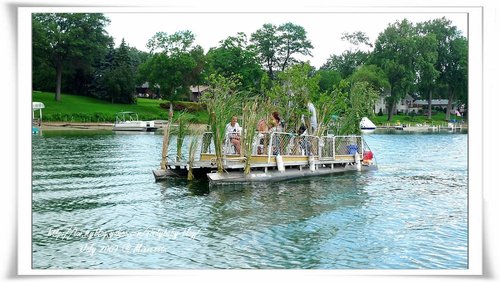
225, 116, 241, 154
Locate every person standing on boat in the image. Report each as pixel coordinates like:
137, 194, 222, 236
269, 112, 283, 155
225, 116, 242, 154
269, 112, 283, 133
300, 101, 318, 136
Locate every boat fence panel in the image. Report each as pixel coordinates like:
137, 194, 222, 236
321, 136, 335, 158
334, 136, 362, 156
267, 132, 320, 157
199, 132, 367, 162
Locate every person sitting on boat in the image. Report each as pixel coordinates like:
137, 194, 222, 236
225, 115, 242, 154
255, 118, 269, 155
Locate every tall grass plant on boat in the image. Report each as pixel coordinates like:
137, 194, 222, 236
199, 74, 242, 173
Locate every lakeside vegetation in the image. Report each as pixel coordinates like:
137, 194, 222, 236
32, 14, 468, 126
34, 90, 459, 126
33, 91, 209, 123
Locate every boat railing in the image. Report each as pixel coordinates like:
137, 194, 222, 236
265, 132, 320, 162
330, 135, 363, 156
199, 131, 366, 163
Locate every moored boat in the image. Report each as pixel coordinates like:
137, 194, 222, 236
112, 112, 158, 132
360, 117, 376, 133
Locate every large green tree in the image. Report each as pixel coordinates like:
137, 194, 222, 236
414, 26, 439, 119
444, 36, 468, 120
371, 19, 418, 121
90, 39, 136, 103
350, 64, 390, 94
420, 18, 468, 120
314, 69, 342, 93
250, 22, 313, 79
32, 13, 112, 101
321, 31, 372, 78
205, 33, 264, 93
137, 31, 205, 101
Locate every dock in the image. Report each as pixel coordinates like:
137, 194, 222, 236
153, 132, 377, 185
378, 122, 467, 132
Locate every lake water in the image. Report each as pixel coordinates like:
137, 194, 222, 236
31, 130, 468, 269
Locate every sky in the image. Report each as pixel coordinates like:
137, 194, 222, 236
104, 12, 468, 69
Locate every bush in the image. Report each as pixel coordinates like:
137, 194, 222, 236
160, 101, 206, 113
377, 108, 383, 116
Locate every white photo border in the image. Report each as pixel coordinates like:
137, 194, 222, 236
18, 3, 483, 277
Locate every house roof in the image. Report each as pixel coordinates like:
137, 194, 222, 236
190, 85, 209, 92
138, 82, 160, 88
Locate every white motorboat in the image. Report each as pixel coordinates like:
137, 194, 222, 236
112, 112, 157, 132
359, 117, 376, 133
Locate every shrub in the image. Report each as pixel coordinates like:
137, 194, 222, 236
160, 101, 206, 113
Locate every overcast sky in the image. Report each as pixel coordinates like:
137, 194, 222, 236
104, 12, 468, 68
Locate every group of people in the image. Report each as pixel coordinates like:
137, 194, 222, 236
224, 112, 283, 155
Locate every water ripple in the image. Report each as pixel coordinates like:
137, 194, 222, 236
31, 132, 468, 269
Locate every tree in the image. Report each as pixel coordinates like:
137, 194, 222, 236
419, 18, 467, 120
205, 33, 264, 93
328, 80, 379, 135
250, 22, 313, 79
146, 30, 195, 55
444, 36, 468, 120
137, 31, 205, 101
90, 39, 136, 103
264, 63, 319, 133
321, 31, 372, 78
370, 19, 418, 121
314, 69, 342, 93
32, 13, 112, 101
349, 64, 390, 94
413, 27, 439, 119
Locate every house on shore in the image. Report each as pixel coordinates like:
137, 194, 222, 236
375, 94, 415, 115
136, 83, 209, 102
136, 82, 160, 99
189, 85, 209, 102
375, 94, 459, 115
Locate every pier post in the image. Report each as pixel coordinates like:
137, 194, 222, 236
355, 153, 361, 171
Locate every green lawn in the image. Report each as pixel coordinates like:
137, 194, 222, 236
33, 91, 459, 126
32, 91, 209, 123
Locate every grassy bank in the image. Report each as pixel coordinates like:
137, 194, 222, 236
33, 91, 209, 123
33, 91, 461, 126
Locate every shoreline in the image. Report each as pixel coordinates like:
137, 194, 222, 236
39, 122, 208, 131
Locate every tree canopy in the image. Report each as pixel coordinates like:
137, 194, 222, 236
205, 33, 264, 93
31, 14, 468, 124
32, 13, 112, 101
250, 22, 313, 79
137, 31, 205, 101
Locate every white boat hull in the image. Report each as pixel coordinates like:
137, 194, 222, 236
112, 120, 157, 132
360, 117, 377, 133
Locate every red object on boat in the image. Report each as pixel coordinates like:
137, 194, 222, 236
363, 151, 373, 161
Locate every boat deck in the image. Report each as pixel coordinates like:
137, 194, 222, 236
153, 133, 377, 184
